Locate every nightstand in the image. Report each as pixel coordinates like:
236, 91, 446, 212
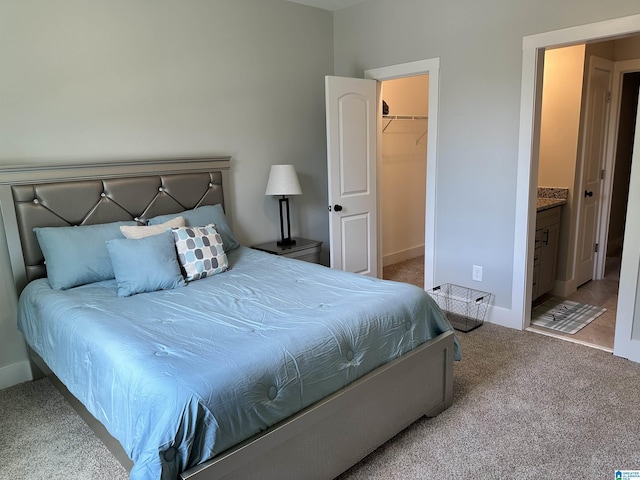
252, 238, 323, 264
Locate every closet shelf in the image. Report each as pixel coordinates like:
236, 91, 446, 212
383, 114, 428, 120
382, 115, 429, 145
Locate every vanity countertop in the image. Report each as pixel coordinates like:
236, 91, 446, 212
537, 187, 569, 212
537, 197, 567, 211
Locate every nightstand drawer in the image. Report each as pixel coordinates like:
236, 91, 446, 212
252, 238, 323, 265
285, 248, 321, 264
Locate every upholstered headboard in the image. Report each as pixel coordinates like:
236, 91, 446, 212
0, 157, 230, 294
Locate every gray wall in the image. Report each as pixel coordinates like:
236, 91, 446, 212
333, 0, 640, 309
0, 0, 333, 387
2, 0, 640, 386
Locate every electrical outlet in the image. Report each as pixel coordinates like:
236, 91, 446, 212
472, 265, 483, 282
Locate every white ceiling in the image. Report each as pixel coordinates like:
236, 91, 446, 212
286, 0, 368, 11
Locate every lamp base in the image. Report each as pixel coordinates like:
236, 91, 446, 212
277, 197, 296, 248
277, 238, 297, 247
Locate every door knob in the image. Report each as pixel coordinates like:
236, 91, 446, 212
333, 204, 343, 212
584, 190, 593, 197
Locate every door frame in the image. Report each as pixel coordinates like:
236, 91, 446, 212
596, 58, 640, 279
365, 58, 440, 288
613, 85, 640, 362
515, 14, 640, 360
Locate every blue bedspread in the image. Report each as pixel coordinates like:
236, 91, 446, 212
18, 246, 459, 480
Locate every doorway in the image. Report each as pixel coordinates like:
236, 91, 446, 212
379, 75, 429, 289
365, 58, 441, 289
516, 16, 640, 361
528, 41, 639, 351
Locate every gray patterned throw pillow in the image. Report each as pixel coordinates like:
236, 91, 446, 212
171, 224, 228, 281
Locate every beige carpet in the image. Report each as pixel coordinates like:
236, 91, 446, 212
338, 323, 640, 478
383, 255, 424, 288
0, 379, 129, 480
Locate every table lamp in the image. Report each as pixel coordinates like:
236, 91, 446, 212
265, 164, 302, 247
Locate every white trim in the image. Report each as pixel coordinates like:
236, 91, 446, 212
485, 304, 523, 330
515, 15, 640, 341
0, 360, 32, 390
513, 46, 544, 330
382, 245, 425, 268
365, 58, 440, 289
365, 59, 438, 82
596, 58, 640, 278
613, 85, 640, 363
522, 14, 640, 50
525, 327, 614, 354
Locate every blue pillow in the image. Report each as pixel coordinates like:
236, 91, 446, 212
106, 232, 186, 297
147, 204, 240, 252
34, 220, 137, 290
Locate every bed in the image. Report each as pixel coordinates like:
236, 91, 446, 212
0, 157, 459, 480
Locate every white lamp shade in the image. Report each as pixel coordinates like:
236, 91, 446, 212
265, 164, 302, 196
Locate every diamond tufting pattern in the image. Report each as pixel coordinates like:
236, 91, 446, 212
12, 171, 224, 282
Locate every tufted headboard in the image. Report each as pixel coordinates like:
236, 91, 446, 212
0, 156, 230, 294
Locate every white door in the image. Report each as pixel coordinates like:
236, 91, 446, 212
575, 56, 613, 287
325, 76, 378, 276
613, 85, 640, 363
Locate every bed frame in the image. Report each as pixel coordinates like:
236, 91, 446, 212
0, 157, 454, 480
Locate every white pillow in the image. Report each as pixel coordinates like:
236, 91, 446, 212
120, 217, 185, 239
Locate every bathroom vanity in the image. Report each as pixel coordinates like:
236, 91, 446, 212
533, 188, 568, 302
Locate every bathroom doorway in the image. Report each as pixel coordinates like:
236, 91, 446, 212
527, 37, 640, 352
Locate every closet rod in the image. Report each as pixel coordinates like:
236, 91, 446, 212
383, 115, 428, 120
382, 115, 428, 133
382, 115, 429, 141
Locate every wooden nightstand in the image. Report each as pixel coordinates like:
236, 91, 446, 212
252, 238, 323, 264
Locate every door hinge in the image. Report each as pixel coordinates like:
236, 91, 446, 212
600, 169, 605, 180
594, 243, 599, 253
606, 91, 612, 103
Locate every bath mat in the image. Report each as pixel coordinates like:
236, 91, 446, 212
531, 298, 606, 334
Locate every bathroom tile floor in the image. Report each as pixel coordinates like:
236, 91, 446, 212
527, 256, 620, 352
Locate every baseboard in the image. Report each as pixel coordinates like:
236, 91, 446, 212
383, 245, 424, 267
484, 304, 524, 330
551, 278, 577, 298
0, 360, 33, 390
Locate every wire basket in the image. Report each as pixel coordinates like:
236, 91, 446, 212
427, 283, 491, 332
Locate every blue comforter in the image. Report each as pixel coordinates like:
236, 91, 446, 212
18, 246, 459, 480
